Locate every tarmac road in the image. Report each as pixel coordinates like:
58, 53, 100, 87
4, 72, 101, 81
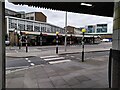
6, 51, 109, 71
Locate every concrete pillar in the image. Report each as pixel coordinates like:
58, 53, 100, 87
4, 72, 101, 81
112, 2, 120, 88
0, 2, 5, 89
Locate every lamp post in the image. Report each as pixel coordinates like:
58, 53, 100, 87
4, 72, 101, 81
25, 32, 28, 53
56, 31, 59, 54
81, 29, 86, 62
64, 11, 67, 52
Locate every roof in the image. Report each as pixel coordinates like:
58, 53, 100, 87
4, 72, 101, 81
8, 2, 114, 17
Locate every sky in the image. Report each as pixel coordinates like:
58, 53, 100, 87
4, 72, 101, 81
5, 0, 113, 28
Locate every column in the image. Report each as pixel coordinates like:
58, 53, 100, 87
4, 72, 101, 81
112, 2, 120, 88
0, 2, 5, 89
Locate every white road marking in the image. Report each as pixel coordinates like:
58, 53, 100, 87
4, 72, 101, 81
71, 56, 75, 58
40, 55, 58, 59
77, 58, 80, 59
44, 57, 65, 61
15, 50, 18, 53
28, 60, 31, 62
25, 58, 29, 60
30, 63, 35, 66
49, 59, 71, 64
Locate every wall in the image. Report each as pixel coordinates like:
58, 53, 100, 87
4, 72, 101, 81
35, 12, 47, 22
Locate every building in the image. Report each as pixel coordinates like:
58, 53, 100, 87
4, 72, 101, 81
84, 23, 113, 41
25, 12, 47, 22
6, 16, 65, 46
65, 26, 97, 44
5, 8, 26, 19
5, 8, 95, 46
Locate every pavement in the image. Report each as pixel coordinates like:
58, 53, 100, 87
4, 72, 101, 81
6, 42, 112, 58
6, 42, 111, 88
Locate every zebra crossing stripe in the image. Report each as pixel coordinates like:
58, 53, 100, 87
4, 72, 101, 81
71, 56, 75, 58
40, 55, 58, 59
44, 57, 65, 61
49, 60, 71, 64
30, 63, 35, 66
28, 60, 31, 62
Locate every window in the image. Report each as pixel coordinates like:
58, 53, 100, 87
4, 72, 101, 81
30, 17, 34, 20
18, 20, 25, 31
41, 24, 46, 32
26, 17, 29, 19
87, 26, 95, 33
51, 26, 53, 33
46, 24, 51, 33
34, 23, 40, 32
26, 21, 33, 31
9, 18, 17, 29
96, 24, 107, 33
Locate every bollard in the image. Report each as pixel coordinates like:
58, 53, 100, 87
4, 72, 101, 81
82, 33, 84, 62
56, 32, 59, 54
25, 34, 28, 53
81, 29, 86, 62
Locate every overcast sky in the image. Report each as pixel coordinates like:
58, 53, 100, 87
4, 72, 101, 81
5, 0, 113, 28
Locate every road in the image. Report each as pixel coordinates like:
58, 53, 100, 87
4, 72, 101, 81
6, 51, 109, 71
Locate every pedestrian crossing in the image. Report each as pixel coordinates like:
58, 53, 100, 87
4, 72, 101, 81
40, 55, 71, 64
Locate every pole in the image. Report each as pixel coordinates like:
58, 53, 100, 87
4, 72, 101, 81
93, 35, 94, 44
56, 33, 58, 54
14, 30, 15, 46
0, 2, 5, 89
64, 11, 67, 52
82, 32, 85, 62
19, 30, 22, 49
40, 32, 42, 46
26, 34, 28, 52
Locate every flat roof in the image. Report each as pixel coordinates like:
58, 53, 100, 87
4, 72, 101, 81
8, 1, 114, 17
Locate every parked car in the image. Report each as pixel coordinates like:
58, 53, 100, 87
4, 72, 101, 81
5, 41, 10, 46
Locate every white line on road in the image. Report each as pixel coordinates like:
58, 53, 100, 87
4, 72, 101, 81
25, 58, 29, 60
71, 56, 75, 58
6, 66, 29, 70
77, 58, 80, 59
49, 59, 71, 64
28, 60, 31, 62
30, 63, 35, 66
40, 55, 59, 59
44, 57, 65, 61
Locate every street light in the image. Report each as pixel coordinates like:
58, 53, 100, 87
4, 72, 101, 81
56, 31, 59, 54
64, 11, 67, 52
81, 28, 86, 62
